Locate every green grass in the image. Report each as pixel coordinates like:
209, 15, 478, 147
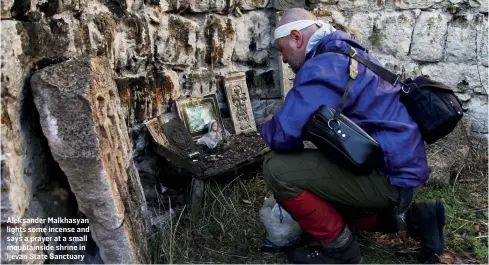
416, 183, 488, 261
148, 172, 488, 264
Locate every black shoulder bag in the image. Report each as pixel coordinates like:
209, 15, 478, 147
302, 48, 383, 175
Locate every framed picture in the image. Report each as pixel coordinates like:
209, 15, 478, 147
175, 94, 224, 139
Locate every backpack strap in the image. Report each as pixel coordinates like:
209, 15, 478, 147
317, 45, 402, 86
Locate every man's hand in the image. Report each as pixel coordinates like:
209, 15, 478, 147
264, 114, 273, 122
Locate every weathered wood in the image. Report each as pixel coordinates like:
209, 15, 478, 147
145, 117, 203, 176
190, 177, 205, 216
224, 72, 257, 135
146, 116, 268, 180
152, 145, 202, 176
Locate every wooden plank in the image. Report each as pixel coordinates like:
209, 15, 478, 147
223, 72, 257, 135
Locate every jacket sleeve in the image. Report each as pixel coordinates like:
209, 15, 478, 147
261, 59, 348, 152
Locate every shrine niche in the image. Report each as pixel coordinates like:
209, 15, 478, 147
224, 72, 257, 135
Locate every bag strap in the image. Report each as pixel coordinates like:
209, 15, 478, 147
317, 45, 402, 86
334, 58, 358, 119
334, 55, 358, 120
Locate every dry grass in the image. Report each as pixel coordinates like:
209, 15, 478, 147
148, 138, 487, 264
149, 174, 287, 264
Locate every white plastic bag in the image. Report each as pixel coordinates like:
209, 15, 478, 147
259, 195, 302, 247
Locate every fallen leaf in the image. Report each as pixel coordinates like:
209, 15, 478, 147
439, 253, 460, 264
439, 252, 486, 264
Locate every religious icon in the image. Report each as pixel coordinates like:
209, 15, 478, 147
196, 119, 223, 149
175, 93, 224, 139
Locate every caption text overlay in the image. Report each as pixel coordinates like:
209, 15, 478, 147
5, 217, 90, 262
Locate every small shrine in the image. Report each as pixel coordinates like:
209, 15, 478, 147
145, 72, 270, 213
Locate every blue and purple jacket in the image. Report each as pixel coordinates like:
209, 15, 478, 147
261, 31, 429, 188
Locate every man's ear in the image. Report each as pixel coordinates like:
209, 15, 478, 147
289, 30, 304, 49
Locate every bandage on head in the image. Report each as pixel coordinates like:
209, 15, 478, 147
274, 20, 325, 40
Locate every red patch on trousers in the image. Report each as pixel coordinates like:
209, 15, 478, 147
280, 191, 344, 242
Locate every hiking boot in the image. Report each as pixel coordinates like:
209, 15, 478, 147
287, 226, 362, 264
407, 199, 446, 263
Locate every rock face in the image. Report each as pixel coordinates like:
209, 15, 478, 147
30, 58, 149, 264
410, 12, 450, 62
426, 116, 472, 185
1, 21, 27, 223
1, 21, 85, 264
156, 15, 198, 68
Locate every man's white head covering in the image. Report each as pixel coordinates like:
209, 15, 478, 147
274, 19, 336, 55
274, 20, 333, 40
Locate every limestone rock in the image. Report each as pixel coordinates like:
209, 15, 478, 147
337, 0, 385, 11
30, 57, 149, 264
189, 0, 227, 12
373, 12, 415, 58
445, 14, 480, 63
468, 0, 487, 12
77, 8, 118, 58
1, 21, 80, 264
314, 0, 337, 4
1, 0, 13, 18
163, 70, 183, 100
369, 52, 422, 78
426, 115, 471, 184
279, 58, 295, 97
246, 69, 280, 98
348, 13, 379, 48
466, 95, 488, 133
1, 21, 29, 224
410, 12, 450, 62
240, 0, 268, 10
156, 15, 198, 68
56, 0, 87, 12
204, 14, 236, 67
165, 0, 189, 11
477, 16, 488, 67
420, 63, 488, 94
181, 71, 221, 98
113, 13, 152, 76
251, 98, 282, 127
233, 11, 271, 65
477, 0, 488, 13
272, 0, 305, 10
394, 0, 443, 9
116, 70, 182, 127
20, 13, 83, 60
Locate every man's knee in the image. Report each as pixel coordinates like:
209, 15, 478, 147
262, 151, 304, 199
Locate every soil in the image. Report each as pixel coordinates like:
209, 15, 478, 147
191, 133, 268, 173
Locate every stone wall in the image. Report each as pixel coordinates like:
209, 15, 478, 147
1, 0, 488, 262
